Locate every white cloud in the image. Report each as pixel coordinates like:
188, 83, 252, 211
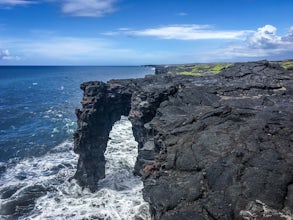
0, 49, 20, 60
245, 25, 281, 49
0, 0, 35, 7
0, 0, 119, 17
207, 25, 293, 61
109, 24, 249, 40
1, 24, 292, 64
0, 49, 10, 58
61, 0, 118, 17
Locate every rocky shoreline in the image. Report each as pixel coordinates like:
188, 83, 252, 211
73, 61, 293, 220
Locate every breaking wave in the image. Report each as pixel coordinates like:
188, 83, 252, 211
0, 117, 150, 220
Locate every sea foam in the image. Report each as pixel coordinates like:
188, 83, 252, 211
0, 117, 150, 220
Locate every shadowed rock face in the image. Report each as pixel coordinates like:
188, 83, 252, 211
73, 61, 293, 219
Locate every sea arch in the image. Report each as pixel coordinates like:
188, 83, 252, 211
72, 77, 178, 191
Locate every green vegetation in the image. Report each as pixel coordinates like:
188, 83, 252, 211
162, 60, 292, 77
280, 60, 293, 69
179, 71, 198, 76
172, 63, 231, 76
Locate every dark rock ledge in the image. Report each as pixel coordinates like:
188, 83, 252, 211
73, 61, 293, 220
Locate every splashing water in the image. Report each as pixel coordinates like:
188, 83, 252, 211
0, 116, 150, 220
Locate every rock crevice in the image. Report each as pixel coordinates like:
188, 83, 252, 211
73, 61, 293, 219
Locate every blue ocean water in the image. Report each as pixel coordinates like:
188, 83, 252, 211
0, 66, 153, 162
0, 66, 153, 219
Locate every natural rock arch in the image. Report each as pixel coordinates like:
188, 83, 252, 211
73, 77, 178, 192
73, 81, 132, 191
72, 62, 293, 219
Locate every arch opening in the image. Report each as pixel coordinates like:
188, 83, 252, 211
97, 116, 150, 219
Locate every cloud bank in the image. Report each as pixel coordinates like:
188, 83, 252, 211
104, 24, 293, 61
0, 25, 292, 64
212, 25, 293, 60
107, 24, 250, 40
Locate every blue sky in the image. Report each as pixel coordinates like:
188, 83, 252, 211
0, 0, 292, 65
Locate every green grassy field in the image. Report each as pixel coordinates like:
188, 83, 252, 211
167, 63, 231, 76
279, 60, 293, 69
164, 60, 293, 76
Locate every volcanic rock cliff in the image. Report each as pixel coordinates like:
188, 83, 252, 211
73, 61, 293, 220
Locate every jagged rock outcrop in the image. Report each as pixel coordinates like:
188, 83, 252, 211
73, 61, 293, 219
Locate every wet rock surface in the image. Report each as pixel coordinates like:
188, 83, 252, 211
73, 61, 293, 219
0, 185, 48, 217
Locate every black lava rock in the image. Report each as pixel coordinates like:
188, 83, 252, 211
73, 61, 293, 219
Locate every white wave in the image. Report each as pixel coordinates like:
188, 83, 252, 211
0, 141, 77, 188
63, 118, 76, 134
29, 116, 150, 220
43, 109, 76, 134
0, 116, 150, 220
52, 128, 60, 134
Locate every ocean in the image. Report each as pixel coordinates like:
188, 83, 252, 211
0, 66, 153, 220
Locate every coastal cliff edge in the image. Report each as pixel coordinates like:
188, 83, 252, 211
73, 61, 293, 220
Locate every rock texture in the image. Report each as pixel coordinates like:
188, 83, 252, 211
73, 61, 293, 219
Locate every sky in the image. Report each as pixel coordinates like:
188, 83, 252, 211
0, 0, 292, 65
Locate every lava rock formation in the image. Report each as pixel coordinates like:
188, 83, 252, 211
73, 61, 293, 220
